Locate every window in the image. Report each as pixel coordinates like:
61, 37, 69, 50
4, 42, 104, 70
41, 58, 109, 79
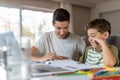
22, 9, 54, 45
0, 6, 54, 46
0, 7, 20, 40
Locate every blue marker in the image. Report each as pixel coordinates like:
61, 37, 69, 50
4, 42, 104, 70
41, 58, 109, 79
95, 70, 108, 76
81, 68, 91, 71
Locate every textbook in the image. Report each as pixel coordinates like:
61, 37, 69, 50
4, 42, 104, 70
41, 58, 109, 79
76, 67, 105, 77
76, 66, 120, 80
92, 67, 120, 80
92, 71, 120, 80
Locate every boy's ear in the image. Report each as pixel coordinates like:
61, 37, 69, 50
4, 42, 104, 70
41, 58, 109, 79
104, 31, 109, 40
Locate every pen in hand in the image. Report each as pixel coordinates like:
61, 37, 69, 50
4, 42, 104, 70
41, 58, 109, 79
43, 52, 57, 61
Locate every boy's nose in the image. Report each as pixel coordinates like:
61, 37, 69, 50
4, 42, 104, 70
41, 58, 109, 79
88, 37, 93, 41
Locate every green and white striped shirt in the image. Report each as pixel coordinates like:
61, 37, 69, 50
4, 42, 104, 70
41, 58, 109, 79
79, 45, 119, 67
85, 48, 104, 66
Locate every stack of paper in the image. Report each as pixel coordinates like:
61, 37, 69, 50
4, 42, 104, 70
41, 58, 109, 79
31, 59, 98, 77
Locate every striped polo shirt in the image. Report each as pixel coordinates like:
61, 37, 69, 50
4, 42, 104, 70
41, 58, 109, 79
85, 48, 105, 66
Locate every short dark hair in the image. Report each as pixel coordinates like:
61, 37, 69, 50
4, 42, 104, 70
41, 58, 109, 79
52, 8, 70, 23
85, 19, 111, 35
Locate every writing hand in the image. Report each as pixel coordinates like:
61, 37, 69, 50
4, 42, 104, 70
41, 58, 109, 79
43, 52, 57, 61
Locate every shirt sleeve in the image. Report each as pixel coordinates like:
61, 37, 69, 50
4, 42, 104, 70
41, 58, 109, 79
110, 45, 119, 66
79, 46, 90, 63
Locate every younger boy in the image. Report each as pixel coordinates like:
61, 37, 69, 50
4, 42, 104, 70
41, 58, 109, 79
80, 19, 119, 67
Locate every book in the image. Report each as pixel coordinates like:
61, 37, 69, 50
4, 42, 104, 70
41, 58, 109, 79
92, 69, 120, 80
76, 68, 105, 77
77, 66, 120, 80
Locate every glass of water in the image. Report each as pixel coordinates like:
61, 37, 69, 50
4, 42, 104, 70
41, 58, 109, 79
5, 37, 31, 80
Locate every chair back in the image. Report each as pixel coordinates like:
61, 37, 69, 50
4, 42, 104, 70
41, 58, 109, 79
107, 34, 120, 66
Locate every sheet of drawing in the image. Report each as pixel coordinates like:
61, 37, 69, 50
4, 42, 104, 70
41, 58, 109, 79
45, 59, 96, 71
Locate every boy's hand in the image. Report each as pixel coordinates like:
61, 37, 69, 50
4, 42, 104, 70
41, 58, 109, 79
94, 38, 106, 46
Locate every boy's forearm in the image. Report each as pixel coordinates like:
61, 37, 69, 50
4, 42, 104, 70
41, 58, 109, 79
101, 42, 116, 66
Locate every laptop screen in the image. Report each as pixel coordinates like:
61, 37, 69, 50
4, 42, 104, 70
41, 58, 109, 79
0, 31, 23, 65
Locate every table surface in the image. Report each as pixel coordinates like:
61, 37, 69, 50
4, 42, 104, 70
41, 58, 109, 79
1, 61, 120, 80
31, 75, 91, 80
0, 65, 92, 80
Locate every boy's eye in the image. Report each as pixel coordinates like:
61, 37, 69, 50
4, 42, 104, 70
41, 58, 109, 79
90, 34, 96, 37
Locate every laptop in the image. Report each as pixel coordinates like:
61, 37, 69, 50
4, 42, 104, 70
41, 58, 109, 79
0, 31, 71, 77
0, 31, 23, 65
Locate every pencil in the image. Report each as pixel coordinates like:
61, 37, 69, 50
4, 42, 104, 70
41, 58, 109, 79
51, 71, 85, 76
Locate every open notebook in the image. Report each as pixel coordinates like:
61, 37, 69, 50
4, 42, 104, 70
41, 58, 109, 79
30, 59, 97, 77
30, 63, 70, 77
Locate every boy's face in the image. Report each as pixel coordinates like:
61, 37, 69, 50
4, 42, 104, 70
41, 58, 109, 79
87, 28, 108, 49
53, 21, 69, 39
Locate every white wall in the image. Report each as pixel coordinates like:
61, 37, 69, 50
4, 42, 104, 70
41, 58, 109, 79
91, 0, 120, 19
101, 10, 120, 34
91, 0, 120, 34
72, 5, 90, 36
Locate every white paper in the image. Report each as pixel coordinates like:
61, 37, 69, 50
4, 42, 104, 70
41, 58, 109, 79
31, 59, 98, 77
45, 59, 96, 71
